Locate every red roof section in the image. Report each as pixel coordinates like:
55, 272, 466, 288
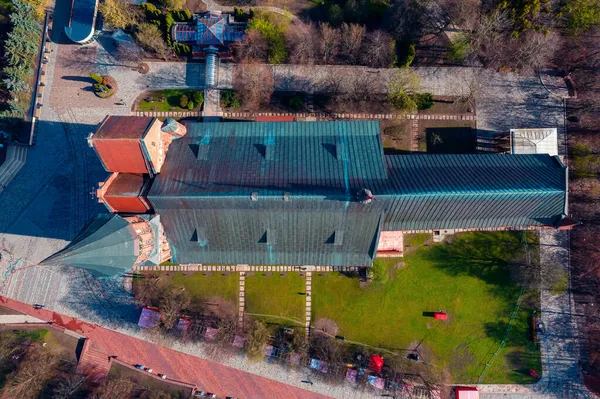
0, 296, 331, 399
93, 140, 148, 173
95, 116, 154, 139
256, 115, 295, 122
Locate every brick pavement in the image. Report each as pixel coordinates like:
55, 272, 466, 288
0, 296, 331, 399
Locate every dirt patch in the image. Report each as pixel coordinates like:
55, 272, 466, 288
202, 296, 237, 318
381, 120, 411, 153
314, 318, 339, 337
407, 340, 435, 363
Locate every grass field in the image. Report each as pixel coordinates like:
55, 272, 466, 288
312, 231, 541, 384
245, 272, 305, 326
170, 272, 239, 305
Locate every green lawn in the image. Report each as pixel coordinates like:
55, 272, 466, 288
404, 233, 432, 249
170, 272, 239, 304
312, 231, 540, 384
245, 273, 305, 326
136, 89, 203, 112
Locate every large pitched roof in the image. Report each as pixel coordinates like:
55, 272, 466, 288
41, 214, 139, 276
146, 121, 567, 266
149, 121, 387, 199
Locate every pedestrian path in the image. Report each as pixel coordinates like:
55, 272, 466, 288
305, 271, 312, 337
238, 272, 245, 327
77, 339, 111, 383
143, 264, 358, 273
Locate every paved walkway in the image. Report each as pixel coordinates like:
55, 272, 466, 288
0, 296, 329, 399
305, 272, 312, 337
477, 229, 592, 399
142, 264, 358, 272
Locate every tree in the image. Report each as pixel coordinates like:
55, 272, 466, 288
244, 320, 269, 359
51, 371, 88, 399
133, 273, 164, 307
135, 23, 171, 60
99, 0, 139, 29
157, 0, 184, 10
2, 349, 59, 399
285, 23, 317, 65
233, 63, 274, 110
388, 69, 421, 112
340, 23, 365, 64
565, 0, 600, 33
233, 29, 269, 62
360, 30, 396, 67
93, 378, 135, 399
318, 23, 340, 65
248, 16, 287, 64
159, 286, 190, 330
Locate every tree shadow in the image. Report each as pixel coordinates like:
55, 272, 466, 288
61, 75, 94, 83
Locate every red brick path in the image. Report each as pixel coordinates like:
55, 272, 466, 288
0, 296, 330, 399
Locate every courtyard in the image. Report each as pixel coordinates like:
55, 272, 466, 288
143, 231, 541, 385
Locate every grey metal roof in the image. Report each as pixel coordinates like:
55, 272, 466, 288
146, 121, 568, 267
149, 121, 387, 199
42, 214, 139, 276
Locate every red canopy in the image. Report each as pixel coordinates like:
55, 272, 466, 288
369, 354, 384, 372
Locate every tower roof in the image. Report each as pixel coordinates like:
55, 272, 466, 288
41, 214, 139, 277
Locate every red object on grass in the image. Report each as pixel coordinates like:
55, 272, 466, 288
529, 369, 539, 378
369, 354, 384, 372
455, 387, 479, 399
433, 312, 448, 320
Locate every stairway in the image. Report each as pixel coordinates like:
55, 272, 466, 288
77, 339, 111, 382
0, 145, 27, 193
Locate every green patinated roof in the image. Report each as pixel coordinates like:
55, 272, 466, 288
42, 214, 139, 276
146, 121, 567, 267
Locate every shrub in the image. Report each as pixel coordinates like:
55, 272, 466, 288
412, 92, 434, 110
90, 73, 103, 84
140, 2, 161, 19
157, 0, 184, 10
164, 12, 175, 46
179, 94, 189, 107
248, 16, 287, 64
234, 6, 253, 22
172, 8, 192, 21
565, 0, 600, 33
192, 90, 204, 106
288, 95, 303, 110
221, 89, 241, 108
187, 101, 194, 110
328, 4, 344, 25
173, 43, 191, 55
446, 34, 470, 62
396, 41, 415, 67
389, 89, 417, 112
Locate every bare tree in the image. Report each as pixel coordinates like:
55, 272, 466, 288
159, 286, 191, 330
1, 350, 59, 399
340, 23, 366, 65
233, 30, 269, 63
52, 371, 88, 399
93, 378, 135, 399
286, 23, 317, 65
318, 23, 341, 65
233, 63, 275, 110
135, 23, 171, 61
513, 30, 562, 71
244, 320, 270, 359
360, 30, 396, 68
133, 273, 163, 308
